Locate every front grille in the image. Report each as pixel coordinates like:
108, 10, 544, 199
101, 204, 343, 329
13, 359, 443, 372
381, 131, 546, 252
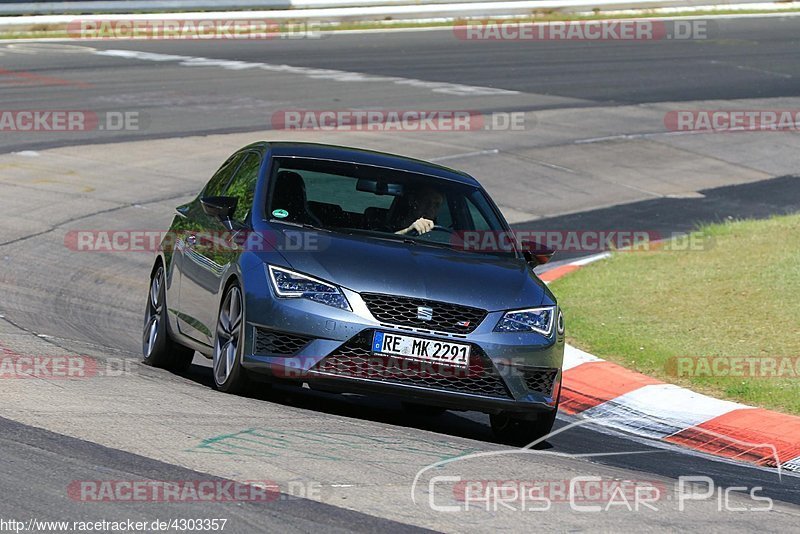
520, 367, 559, 397
254, 327, 311, 356
361, 293, 487, 334
310, 331, 511, 399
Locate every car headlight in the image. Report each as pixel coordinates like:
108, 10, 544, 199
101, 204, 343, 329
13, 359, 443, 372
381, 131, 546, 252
494, 306, 555, 335
267, 265, 351, 311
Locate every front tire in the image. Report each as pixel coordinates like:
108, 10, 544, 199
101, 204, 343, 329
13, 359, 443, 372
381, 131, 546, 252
490, 409, 557, 446
492, 382, 561, 445
212, 283, 250, 394
142, 265, 195, 370
401, 402, 447, 416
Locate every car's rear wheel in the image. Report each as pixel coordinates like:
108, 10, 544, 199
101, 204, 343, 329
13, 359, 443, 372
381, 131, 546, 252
142, 265, 195, 370
212, 283, 250, 394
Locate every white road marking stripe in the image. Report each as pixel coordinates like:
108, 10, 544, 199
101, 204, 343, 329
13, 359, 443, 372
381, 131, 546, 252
580, 384, 751, 440
571, 252, 611, 266
562, 343, 604, 371
430, 149, 499, 162
93, 49, 518, 96
783, 456, 800, 472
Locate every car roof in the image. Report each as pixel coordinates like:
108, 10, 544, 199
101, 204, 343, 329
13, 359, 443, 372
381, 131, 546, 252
251, 141, 480, 186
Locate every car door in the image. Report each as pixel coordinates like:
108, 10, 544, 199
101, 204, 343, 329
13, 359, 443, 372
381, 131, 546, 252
174, 152, 245, 344
177, 150, 262, 346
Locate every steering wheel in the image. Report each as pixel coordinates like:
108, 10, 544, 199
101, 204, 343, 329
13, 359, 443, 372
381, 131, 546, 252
429, 225, 457, 235
409, 225, 457, 236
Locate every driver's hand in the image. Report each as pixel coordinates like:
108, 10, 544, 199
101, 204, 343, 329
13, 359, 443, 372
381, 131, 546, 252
407, 218, 434, 235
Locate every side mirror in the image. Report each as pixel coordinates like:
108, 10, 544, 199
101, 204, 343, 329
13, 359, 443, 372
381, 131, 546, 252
521, 240, 555, 266
200, 196, 238, 228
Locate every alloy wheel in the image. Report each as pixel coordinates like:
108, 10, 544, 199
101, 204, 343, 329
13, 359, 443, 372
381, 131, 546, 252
143, 267, 164, 358
213, 285, 243, 387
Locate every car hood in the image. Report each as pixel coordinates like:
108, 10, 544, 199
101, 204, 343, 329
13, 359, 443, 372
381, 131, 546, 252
273, 230, 549, 312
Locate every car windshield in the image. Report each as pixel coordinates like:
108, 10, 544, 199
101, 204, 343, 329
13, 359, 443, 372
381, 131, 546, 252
266, 157, 516, 256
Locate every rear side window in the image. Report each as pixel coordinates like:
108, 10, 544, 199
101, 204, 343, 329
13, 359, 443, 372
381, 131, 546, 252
225, 152, 261, 224
203, 153, 244, 197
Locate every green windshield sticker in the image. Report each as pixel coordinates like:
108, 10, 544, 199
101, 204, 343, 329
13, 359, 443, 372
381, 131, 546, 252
272, 209, 289, 219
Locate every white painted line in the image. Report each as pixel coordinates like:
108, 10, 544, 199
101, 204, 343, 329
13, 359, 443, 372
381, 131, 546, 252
605, 2, 800, 14
581, 383, 752, 440
563, 343, 604, 371
2, 1, 798, 26
573, 129, 715, 144
783, 456, 800, 472
430, 149, 499, 162
571, 252, 611, 267
4, 9, 800, 41
93, 49, 517, 96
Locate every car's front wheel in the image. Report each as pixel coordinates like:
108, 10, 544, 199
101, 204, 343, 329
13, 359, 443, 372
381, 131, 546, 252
142, 265, 195, 370
401, 402, 447, 416
490, 408, 557, 446
212, 283, 250, 394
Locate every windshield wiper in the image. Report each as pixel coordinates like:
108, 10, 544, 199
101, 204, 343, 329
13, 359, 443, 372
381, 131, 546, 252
408, 239, 458, 251
340, 227, 463, 250
269, 219, 331, 233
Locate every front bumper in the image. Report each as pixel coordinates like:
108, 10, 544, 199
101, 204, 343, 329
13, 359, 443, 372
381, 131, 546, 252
239, 278, 564, 416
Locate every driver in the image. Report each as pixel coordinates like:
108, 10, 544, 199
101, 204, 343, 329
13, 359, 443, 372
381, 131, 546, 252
394, 186, 444, 235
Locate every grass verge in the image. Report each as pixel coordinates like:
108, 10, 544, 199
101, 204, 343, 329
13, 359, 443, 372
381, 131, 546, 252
550, 213, 800, 415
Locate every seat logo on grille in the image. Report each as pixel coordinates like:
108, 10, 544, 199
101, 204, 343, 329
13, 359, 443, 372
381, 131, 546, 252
417, 306, 433, 321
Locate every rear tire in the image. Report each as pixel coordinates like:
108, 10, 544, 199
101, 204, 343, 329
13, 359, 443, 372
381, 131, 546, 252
142, 265, 195, 371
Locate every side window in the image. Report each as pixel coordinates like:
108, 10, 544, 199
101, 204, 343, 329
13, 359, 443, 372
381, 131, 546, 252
203, 153, 244, 197
225, 152, 261, 224
436, 195, 453, 228
465, 195, 493, 231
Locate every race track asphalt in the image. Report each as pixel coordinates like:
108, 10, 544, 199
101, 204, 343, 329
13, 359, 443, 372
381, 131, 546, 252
0, 15, 799, 532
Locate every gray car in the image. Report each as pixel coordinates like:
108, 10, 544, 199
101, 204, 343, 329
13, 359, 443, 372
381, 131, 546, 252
142, 142, 564, 443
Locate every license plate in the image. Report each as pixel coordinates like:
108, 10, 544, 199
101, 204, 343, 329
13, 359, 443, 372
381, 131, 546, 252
372, 331, 470, 367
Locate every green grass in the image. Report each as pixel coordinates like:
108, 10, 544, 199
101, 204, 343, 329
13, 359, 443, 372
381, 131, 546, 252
4, 8, 800, 40
550, 213, 800, 415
